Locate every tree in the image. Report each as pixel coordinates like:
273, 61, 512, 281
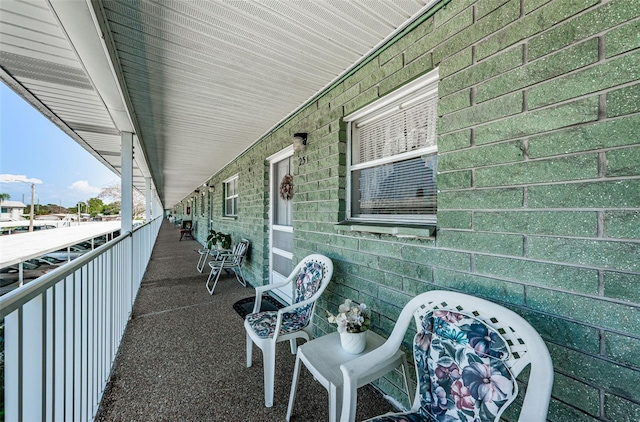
98, 183, 145, 217
87, 198, 104, 217
0, 193, 10, 202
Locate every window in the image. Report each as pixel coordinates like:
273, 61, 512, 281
224, 175, 238, 217
345, 69, 439, 225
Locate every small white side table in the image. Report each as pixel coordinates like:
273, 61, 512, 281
286, 331, 410, 422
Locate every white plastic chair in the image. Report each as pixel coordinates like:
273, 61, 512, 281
244, 254, 334, 407
339, 290, 553, 422
205, 239, 249, 295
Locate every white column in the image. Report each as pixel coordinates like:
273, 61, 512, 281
121, 132, 133, 233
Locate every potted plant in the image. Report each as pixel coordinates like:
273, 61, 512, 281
206, 229, 217, 249
216, 232, 232, 250
327, 299, 371, 353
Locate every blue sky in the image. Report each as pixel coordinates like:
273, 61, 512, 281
0, 83, 118, 208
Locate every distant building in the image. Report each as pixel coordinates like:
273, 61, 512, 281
0, 200, 27, 221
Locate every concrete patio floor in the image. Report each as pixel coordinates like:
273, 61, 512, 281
95, 220, 396, 421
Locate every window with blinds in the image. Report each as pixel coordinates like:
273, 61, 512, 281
345, 69, 439, 224
224, 175, 238, 217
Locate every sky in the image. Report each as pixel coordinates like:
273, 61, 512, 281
0, 83, 119, 208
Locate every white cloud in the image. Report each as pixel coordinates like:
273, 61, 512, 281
68, 180, 101, 195
0, 174, 43, 184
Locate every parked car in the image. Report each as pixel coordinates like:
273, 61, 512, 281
0, 260, 59, 287
26, 257, 66, 267
43, 245, 88, 261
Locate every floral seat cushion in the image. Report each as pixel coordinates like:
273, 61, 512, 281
246, 261, 323, 338
413, 310, 517, 422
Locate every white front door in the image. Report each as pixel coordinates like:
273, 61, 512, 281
268, 148, 294, 303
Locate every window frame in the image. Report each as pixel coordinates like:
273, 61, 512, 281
223, 174, 239, 217
344, 69, 439, 226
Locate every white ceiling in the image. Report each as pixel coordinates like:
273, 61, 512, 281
0, 0, 433, 207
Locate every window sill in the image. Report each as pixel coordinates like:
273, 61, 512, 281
222, 216, 237, 221
334, 221, 435, 238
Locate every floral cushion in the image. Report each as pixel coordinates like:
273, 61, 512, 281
246, 310, 312, 338
246, 261, 324, 338
413, 310, 517, 422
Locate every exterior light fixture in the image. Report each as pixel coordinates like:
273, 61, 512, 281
293, 132, 307, 152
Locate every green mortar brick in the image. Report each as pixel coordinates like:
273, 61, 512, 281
603, 271, 640, 303
437, 210, 471, 229
344, 87, 379, 117
438, 187, 523, 209
437, 230, 523, 255
440, 46, 523, 97
607, 146, 640, 177
343, 57, 380, 91
606, 19, 640, 58
440, 91, 523, 133
318, 81, 345, 108
360, 55, 403, 93
529, 0, 640, 60
476, 0, 598, 61
527, 236, 640, 272
438, 130, 471, 152
382, 271, 405, 291
528, 287, 640, 337
528, 179, 640, 208
604, 394, 640, 422
405, 7, 474, 64
476, 38, 599, 103
528, 115, 640, 158
524, 0, 552, 14
401, 243, 471, 270
379, 54, 434, 97
515, 307, 600, 352
379, 17, 434, 65
547, 342, 640, 401
378, 256, 433, 280
433, 268, 525, 305
477, 0, 511, 19
607, 83, 640, 117
475, 154, 598, 187
552, 373, 601, 416
437, 170, 472, 190
474, 210, 598, 237
475, 254, 599, 294
434, 0, 474, 26
604, 331, 640, 368
438, 89, 471, 115
403, 277, 436, 296
475, 96, 599, 145
439, 140, 524, 171
439, 46, 472, 78
434, 0, 521, 65
547, 398, 600, 422
528, 51, 640, 110
358, 238, 403, 259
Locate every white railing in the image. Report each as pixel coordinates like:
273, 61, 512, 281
1, 217, 162, 421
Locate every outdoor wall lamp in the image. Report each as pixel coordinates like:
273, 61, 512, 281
293, 132, 307, 152
208, 186, 215, 193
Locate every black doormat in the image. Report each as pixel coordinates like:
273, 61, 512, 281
233, 295, 285, 319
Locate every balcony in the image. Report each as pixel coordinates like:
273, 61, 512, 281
2, 219, 396, 421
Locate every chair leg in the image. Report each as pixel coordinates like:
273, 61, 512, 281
206, 266, 222, 295
263, 343, 276, 407
246, 332, 253, 368
196, 252, 207, 273
289, 338, 297, 354
234, 267, 246, 287
286, 352, 303, 421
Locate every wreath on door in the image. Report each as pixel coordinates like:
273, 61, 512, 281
280, 174, 294, 201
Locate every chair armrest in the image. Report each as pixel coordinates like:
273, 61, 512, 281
252, 281, 291, 313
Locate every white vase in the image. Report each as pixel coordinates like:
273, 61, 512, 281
339, 331, 367, 354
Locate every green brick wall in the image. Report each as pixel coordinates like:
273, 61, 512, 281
178, 1, 639, 420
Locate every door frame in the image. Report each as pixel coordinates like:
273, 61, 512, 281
267, 146, 294, 303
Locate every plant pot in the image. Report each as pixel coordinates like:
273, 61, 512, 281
339, 331, 367, 354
